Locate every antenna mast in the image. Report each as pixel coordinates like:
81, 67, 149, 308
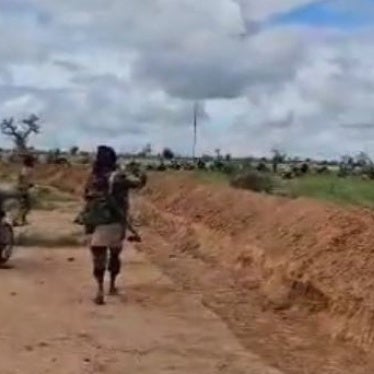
193, 102, 198, 160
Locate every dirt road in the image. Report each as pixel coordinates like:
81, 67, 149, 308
0, 209, 281, 374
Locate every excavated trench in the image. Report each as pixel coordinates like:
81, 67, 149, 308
133, 173, 374, 374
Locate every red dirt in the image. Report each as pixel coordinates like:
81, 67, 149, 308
34, 164, 88, 195
12, 164, 374, 372
1, 208, 280, 374
132, 172, 374, 373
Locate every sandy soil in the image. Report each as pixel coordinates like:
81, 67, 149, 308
134, 172, 374, 374
0, 208, 280, 374
3, 165, 374, 373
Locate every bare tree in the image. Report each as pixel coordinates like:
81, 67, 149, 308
1, 114, 40, 152
138, 143, 152, 158
69, 146, 79, 156
340, 154, 354, 168
271, 149, 286, 173
355, 151, 373, 167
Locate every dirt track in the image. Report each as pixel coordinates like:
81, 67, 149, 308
3, 166, 374, 373
0, 209, 280, 374
134, 172, 374, 374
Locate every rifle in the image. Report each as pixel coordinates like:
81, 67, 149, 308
126, 215, 141, 242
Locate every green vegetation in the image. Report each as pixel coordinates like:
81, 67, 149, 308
32, 185, 75, 210
230, 170, 275, 193
194, 170, 230, 185
16, 231, 82, 247
287, 175, 374, 207
193, 170, 374, 208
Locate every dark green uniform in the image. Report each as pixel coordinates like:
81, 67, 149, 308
14, 166, 33, 226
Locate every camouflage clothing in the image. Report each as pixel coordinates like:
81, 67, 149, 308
14, 166, 34, 225
79, 168, 146, 244
17, 166, 34, 193
82, 167, 146, 298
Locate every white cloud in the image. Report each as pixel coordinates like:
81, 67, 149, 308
0, 0, 372, 158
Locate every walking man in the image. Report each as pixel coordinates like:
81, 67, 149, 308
78, 146, 146, 305
14, 154, 35, 226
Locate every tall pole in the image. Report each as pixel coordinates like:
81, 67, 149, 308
193, 102, 198, 160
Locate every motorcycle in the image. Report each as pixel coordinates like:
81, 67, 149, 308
0, 190, 21, 265
0, 214, 14, 265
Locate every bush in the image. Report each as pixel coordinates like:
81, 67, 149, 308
316, 166, 329, 174
197, 159, 206, 170
162, 148, 175, 160
362, 165, 374, 180
337, 166, 349, 178
221, 163, 239, 176
300, 163, 309, 174
230, 170, 275, 193
256, 162, 269, 172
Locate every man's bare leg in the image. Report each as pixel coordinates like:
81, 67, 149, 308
108, 247, 122, 295
91, 246, 107, 305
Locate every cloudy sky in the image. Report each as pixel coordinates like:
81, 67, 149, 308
0, 0, 373, 158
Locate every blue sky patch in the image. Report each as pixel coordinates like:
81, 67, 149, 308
271, 0, 373, 29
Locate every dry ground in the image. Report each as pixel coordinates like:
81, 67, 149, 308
2, 165, 374, 373
0, 207, 280, 374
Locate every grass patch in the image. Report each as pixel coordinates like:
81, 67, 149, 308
34, 185, 75, 202
31, 185, 76, 211
192, 171, 374, 208
0, 172, 16, 183
15, 231, 83, 247
193, 170, 230, 185
32, 200, 59, 211
230, 170, 275, 193
286, 175, 374, 207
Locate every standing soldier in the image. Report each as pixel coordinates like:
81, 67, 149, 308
14, 154, 35, 226
78, 145, 146, 305
123, 162, 143, 241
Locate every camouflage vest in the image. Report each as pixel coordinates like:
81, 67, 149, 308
78, 171, 127, 227
17, 167, 33, 193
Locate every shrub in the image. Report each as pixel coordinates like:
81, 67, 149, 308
362, 165, 374, 180
256, 162, 269, 172
156, 163, 166, 171
300, 163, 309, 174
316, 166, 329, 174
221, 163, 239, 176
337, 166, 349, 178
162, 148, 175, 160
230, 170, 275, 193
197, 159, 206, 170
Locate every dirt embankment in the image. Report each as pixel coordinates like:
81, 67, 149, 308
5, 164, 374, 372
34, 165, 89, 195
138, 173, 374, 352
0, 163, 89, 196
9, 164, 374, 367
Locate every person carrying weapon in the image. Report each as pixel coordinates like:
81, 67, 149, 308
76, 146, 147, 305
13, 154, 35, 226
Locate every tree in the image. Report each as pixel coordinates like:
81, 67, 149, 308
1, 114, 40, 152
137, 143, 152, 158
355, 151, 373, 167
271, 149, 286, 173
225, 153, 232, 161
341, 154, 354, 169
162, 147, 175, 160
69, 146, 79, 156
201, 154, 213, 162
